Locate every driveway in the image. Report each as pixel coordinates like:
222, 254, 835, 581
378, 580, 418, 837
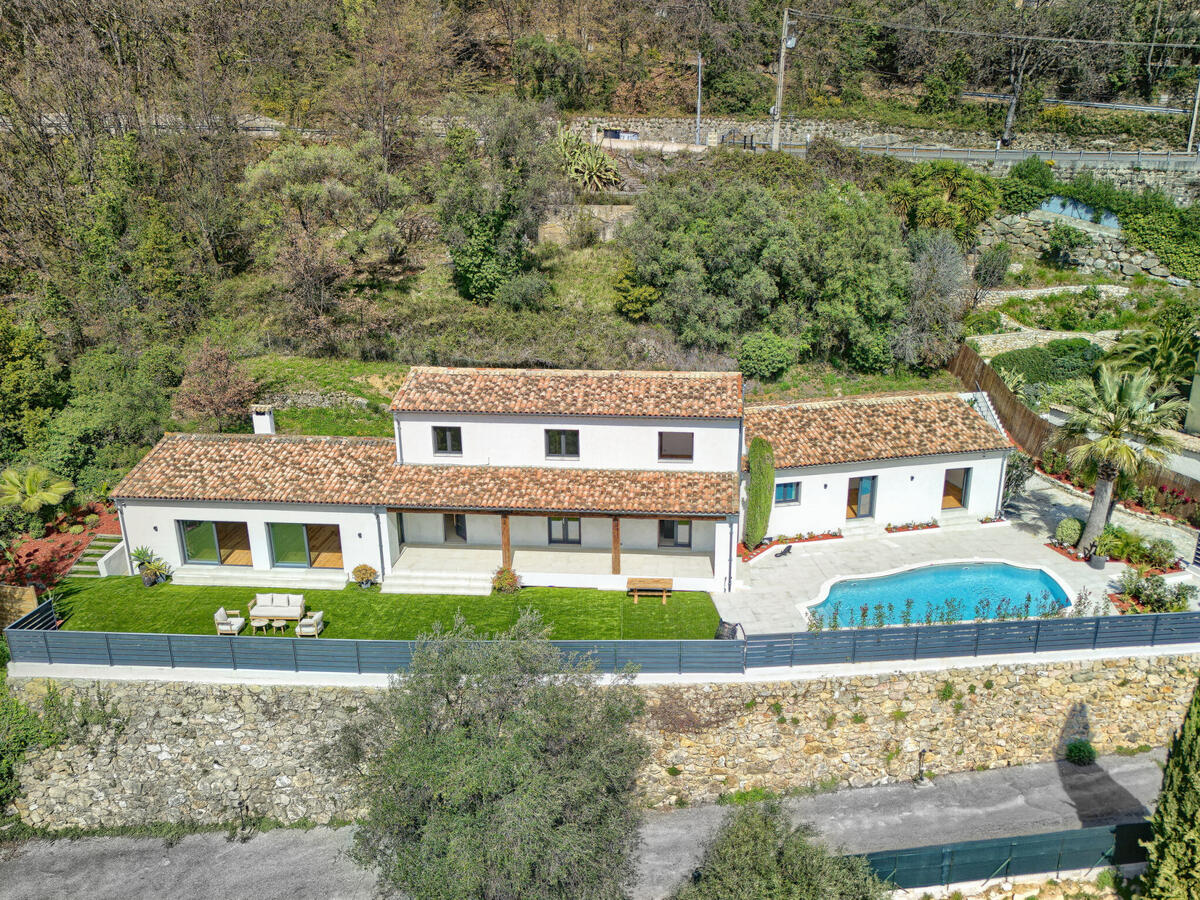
0, 751, 1163, 900
715, 473, 1199, 634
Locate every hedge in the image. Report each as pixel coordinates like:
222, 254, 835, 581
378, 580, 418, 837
743, 436, 775, 549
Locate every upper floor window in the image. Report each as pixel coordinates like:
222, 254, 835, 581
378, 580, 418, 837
545, 429, 580, 459
432, 426, 462, 455
548, 516, 582, 545
775, 482, 800, 505
658, 431, 694, 461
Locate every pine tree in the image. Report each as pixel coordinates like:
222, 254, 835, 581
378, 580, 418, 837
1142, 677, 1200, 899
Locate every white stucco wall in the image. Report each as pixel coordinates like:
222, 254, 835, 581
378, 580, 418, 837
118, 499, 390, 577
763, 452, 1009, 537
398, 512, 717, 553
394, 412, 741, 472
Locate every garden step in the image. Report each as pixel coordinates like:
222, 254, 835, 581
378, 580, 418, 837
381, 571, 494, 596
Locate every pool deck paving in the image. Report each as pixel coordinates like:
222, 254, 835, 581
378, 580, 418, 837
715, 473, 1200, 634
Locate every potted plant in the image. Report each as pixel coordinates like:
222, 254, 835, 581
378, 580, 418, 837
130, 546, 156, 572
352, 564, 379, 589
141, 557, 171, 586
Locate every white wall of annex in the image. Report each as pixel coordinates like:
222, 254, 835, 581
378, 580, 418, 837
118, 499, 387, 576
764, 452, 1008, 537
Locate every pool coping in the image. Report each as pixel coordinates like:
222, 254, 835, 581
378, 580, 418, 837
800, 557, 1076, 622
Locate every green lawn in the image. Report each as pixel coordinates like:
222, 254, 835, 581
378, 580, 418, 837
746, 362, 961, 404
53, 577, 720, 641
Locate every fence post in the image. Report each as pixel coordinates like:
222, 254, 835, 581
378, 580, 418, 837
850, 632, 857, 664
292, 638, 298, 672
229, 635, 237, 669
1033, 620, 1043, 653
941, 847, 953, 886
1151, 614, 1161, 646
973, 624, 981, 657
104, 632, 112, 667
167, 634, 175, 668
44, 631, 52, 665
355, 639, 362, 674
678, 641, 683, 675
1092, 618, 1100, 650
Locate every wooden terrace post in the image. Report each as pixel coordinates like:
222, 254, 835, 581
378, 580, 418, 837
611, 518, 621, 575
501, 513, 512, 568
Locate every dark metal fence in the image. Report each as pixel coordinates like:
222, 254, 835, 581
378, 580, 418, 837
7, 600, 1200, 676
861, 822, 1151, 889
745, 612, 1200, 668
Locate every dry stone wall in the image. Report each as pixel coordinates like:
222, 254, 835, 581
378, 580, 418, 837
7, 652, 1197, 829
979, 210, 1189, 285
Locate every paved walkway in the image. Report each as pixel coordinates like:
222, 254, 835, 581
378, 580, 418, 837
715, 473, 1199, 634
0, 751, 1163, 900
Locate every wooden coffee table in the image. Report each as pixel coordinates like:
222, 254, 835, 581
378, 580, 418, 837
251, 617, 269, 635
271, 618, 288, 635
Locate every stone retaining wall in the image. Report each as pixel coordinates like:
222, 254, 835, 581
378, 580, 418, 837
8, 652, 1197, 829
979, 210, 1189, 284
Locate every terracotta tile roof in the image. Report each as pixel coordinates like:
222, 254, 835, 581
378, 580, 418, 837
391, 366, 743, 419
112, 434, 737, 516
744, 393, 1013, 469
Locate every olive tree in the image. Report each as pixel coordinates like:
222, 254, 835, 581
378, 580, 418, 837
326, 612, 648, 900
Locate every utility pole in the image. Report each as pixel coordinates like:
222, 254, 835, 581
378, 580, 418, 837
1189, 70, 1200, 155
695, 50, 703, 145
771, 7, 792, 152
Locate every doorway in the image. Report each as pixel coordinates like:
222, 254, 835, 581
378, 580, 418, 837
846, 476, 876, 519
942, 468, 971, 509
443, 513, 467, 543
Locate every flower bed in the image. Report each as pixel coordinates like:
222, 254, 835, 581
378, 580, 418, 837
885, 520, 939, 534
0, 502, 120, 588
979, 515, 1006, 525
738, 531, 842, 562
1038, 460, 1200, 531
1044, 541, 1183, 574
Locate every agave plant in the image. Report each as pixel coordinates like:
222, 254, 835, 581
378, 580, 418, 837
555, 126, 621, 192
0, 466, 74, 514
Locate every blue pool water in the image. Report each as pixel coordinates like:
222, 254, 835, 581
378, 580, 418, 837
809, 563, 1069, 628
1039, 195, 1121, 230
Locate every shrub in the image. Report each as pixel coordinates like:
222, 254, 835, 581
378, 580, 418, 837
1065, 739, 1097, 766
1009, 155, 1057, 190
962, 308, 1003, 336
1002, 451, 1035, 507
743, 437, 774, 549
991, 346, 1054, 383
352, 564, 379, 586
513, 34, 586, 108
1046, 223, 1090, 266
612, 260, 659, 321
1055, 517, 1084, 546
997, 177, 1050, 214
83, 513, 100, 527
738, 331, 799, 381
673, 802, 890, 900
68, 524, 84, 535
492, 566, 521, 594
493, 271, 550, 311
1142, 677, 1200, 897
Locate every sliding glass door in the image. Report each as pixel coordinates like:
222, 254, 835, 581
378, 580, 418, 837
846, 476, 876, 519
179, 521, 252, 566
268, 523, 343, 569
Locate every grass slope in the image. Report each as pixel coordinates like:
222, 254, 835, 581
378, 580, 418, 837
54, 577, 720, 641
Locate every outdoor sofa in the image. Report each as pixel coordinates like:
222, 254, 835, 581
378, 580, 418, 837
248, 593, 305, 620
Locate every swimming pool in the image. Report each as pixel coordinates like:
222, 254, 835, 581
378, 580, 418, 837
808, 562, 1070, 628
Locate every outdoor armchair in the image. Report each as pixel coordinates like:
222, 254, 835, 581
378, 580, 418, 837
214, 607, 245, 636
295, 610, 324, 638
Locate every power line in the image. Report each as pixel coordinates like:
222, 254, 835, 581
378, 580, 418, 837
789, 10, 1200, 52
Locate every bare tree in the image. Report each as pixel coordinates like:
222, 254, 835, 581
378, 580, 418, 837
172, 339, 259, 430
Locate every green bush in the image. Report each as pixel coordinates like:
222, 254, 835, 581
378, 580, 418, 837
1142, 677, 1200, 898
673, 802, 890, 900
1065, 739, 1097, 766
512, 34, 586, 109
704, 67, 772, 116
1009, 155, 1058, 190
1046, 223, 1090, 266
962, 308, 1003, 336
743, 437, 774, 549
998, 177, 1050, 214
0, 691, 53, 808
738, 331, 799, 381
1055, 517, 1084, 546
493, 271, 550, 311
612, 261, 659, 321
991, 347, 1054, 383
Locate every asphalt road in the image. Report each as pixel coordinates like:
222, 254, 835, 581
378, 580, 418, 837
0, 751, 1163, 900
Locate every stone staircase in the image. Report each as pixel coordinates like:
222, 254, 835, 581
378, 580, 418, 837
66, 534, 123, 578
381, 570, 493, 596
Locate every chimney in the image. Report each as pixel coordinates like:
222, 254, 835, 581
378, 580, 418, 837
251, 403, 276, 435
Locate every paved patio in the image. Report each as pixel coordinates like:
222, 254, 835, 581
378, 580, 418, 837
715, 473, 1200, 634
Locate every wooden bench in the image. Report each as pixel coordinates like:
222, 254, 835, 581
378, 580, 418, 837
627, 577, 673, 605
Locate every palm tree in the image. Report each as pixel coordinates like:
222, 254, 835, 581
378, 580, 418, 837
1060, 366, 1185, 551
0, 466, 74, 515
1109, 327, 1200, 398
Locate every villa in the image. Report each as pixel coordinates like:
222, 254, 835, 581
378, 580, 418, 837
109, 367, 1014, 595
